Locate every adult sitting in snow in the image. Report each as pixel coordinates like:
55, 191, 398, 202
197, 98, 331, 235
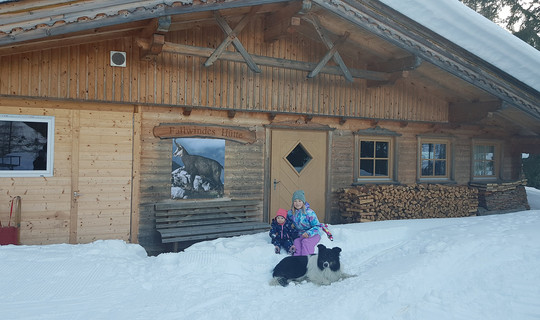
288, 190, 322, 256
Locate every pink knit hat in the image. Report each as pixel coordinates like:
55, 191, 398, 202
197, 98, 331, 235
275, 208, 287, 218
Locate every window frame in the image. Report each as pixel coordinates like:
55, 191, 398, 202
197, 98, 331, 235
417, 137, 452, 182
471, 139, 501, 181
354, 135, 395, 183
0, 114, 55, 178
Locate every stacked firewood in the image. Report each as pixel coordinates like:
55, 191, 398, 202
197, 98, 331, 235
471, 179, 529, 211
469, 179, 527, 192
339, 184, 478, 223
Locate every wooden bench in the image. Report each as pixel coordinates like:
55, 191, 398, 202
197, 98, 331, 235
155, 199, 269, 250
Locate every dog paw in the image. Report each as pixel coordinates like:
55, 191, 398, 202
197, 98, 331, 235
277, 277, 289, 287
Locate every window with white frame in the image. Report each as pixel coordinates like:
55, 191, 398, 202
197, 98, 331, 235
0, 114, 55, 177
419, 138, 450, 179
472, 141, 499, 179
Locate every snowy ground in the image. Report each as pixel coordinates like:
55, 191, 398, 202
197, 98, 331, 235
1, 188, 539, 320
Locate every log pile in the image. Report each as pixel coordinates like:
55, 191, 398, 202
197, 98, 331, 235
339, 184, 478, 223
471, 179, 529, 211
469, 179, 527, 192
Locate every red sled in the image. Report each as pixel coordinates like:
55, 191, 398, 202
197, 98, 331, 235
1, 196, 21, 245
0, 226, 18, 245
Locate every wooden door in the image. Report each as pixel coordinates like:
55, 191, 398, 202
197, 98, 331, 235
70, 110, 133, 243
270, 129, 327, 222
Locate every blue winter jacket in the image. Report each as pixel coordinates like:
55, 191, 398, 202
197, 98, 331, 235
288, 202, 322, 237
269, 217, 297, 248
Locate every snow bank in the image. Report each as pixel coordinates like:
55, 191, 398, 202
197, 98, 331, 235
2, 204, 540, 319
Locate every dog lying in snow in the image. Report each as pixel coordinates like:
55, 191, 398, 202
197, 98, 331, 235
270, 244, 353, 286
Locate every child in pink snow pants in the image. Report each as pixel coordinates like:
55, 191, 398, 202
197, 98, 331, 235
288, 190, 322, 256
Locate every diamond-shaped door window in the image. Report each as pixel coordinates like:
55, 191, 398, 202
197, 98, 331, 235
286, 143, 312, 173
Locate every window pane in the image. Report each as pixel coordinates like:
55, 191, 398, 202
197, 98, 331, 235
485, 161, 494, 176
434, 160, 446, 176
473, 146, 483, 160
485, 146, 495, 160
474, 161, 484, 176
286, 143, 312, 173
360, 159, 374, 176
375, 141, 388, 158
375, 160, 388, 176
422, 160, 433, 175
434, 144, 446, 159
360, 141, 374, 158
473, 144, 496, 177
422, 144, 432, 159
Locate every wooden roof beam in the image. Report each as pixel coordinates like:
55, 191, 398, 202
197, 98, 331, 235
307, 30, 351, 80
204, 7, 261, 73
139, 16, 171, 39
304, 14, 353, 82
139, 16, 171, 60
139, 40, 392, 81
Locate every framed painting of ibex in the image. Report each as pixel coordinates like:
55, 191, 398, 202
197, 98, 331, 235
171, 138, 225, 199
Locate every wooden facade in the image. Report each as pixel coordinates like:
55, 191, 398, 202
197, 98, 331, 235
1, 0, 539, 254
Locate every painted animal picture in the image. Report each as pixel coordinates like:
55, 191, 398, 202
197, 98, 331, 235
171, 138, 224, 199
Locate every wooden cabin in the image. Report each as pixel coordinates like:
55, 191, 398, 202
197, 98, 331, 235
1, 0, 539, 254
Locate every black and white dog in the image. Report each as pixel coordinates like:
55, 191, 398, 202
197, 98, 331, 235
270, 244, 351, 286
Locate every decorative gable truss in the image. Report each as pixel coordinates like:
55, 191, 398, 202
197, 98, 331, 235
135, 1, 412, 84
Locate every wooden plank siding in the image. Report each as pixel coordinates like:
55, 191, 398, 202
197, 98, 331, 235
75, 110, 133, 243
0, 106, 72, 244
0, 103, 133, 245
0, 16, 448, 123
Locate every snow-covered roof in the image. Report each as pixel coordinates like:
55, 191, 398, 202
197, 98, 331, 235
380, 0, 540, 93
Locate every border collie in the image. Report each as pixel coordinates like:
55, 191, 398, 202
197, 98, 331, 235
270, 244, 350, 286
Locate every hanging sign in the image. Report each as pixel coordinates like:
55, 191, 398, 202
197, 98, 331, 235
153, 123, 256, 144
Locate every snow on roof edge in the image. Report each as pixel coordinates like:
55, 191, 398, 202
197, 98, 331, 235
378, 0, 540, 94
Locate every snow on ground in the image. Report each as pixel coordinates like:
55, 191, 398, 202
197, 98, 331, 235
1, 188, 540, 320
527, 186, 540, 210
